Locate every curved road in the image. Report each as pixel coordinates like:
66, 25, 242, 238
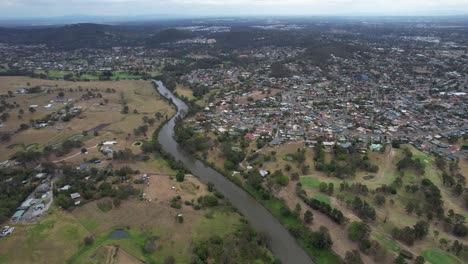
153, 80, 314, 264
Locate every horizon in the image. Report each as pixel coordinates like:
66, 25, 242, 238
1, 0, 468, 21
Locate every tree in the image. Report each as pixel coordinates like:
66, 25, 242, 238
293, 203, 301, 218
319, 182, 328, 193
83, 236, 94, 245
55, 193, 73, 209
316, 226, 333, 249
304, 210, 314, 224
394, 254, 407, 264
176, 171, 185, 182
452, 224, 467, 237
413, 221, 429, 240
207, 182, 214, 192
414, 256, 425, 264
81, 148, 87, 154
344, 250, 364, 264
348, 221, 371, 242
327, 183, 334, 195
375, 194, 386, 206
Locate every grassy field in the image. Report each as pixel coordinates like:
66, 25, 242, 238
174, 84, 195, 100
0, 175, 245, 264
0, 76, 175, 161
300, 177, 322, 189
313, 193, 331, 205
0, 208, 90, 264
372, 233, 400, 252
422, 249, 462, 264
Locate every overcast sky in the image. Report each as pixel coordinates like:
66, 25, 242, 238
1, 0, 468, 18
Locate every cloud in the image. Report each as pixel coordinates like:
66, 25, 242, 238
1, 0, 467, 17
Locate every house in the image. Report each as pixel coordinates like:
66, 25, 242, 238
36, 184, 50, 194
269, 138, 283, 146
370, 144, 383, 151
12, 210, 25, 221
323, 141, 335, 149
339, 142, 352, 149
35, 173, 47, 179
59, 185, 71, 191
259, 170, 269, 178
70, 193, 81, 199
101, 146, 115, 155
244, 133, 255, 141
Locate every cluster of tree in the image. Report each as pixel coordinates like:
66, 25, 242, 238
305, 198, 346, 224
133, 124, 149, 137
52, 139, 83, 157
315, 142, 378, 179
420, 179, 444, 217
191, 224, 278, 264
13, 150, 43, 163
442, 209, 468, 238
191, 85, 210, 98
319, 182, 334, 195
25, 86, 43, 94
375, 184, 397, 195
288, 224, 334, 251
391, 221, 429, 246
289, 148, 306, 163
437, 158, 466, 197
112, 149, 135, 161
340, 182, 369, 196
174, 122, 210, 155
0, 168, 37, 223
54, 165, 140, 209
221, 143, 246, 171
348, 197, 376, 221
348, 221, 372, 251
397, 149, 425, 176
267, 170, 289, 188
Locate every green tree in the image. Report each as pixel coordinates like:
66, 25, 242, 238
176, 171, 185, 182
304, 210, 314, 224
344, 250, 364, 264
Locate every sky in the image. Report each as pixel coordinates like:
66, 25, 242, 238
1, 0, 468, 18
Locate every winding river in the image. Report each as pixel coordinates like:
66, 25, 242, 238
154, 80, 314, 264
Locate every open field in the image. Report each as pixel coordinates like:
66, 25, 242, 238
0, 175, 244, 264
174, 84, 195, 100
211, 139, 467, 264
0, 77, 175, 161
422, 249, 462, 264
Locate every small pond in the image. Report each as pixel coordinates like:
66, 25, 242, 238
109, 229, 130, 239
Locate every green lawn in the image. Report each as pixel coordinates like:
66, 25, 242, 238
300, 177, 322, 189
313, 193, 331, 205
413, 155, 432, 168
422, 249, 461, 264
372, 233, 400, 252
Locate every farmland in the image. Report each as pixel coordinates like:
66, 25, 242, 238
0, 175, 266, 264
0, 77, 175, 161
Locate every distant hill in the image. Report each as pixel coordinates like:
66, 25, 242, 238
145, 28, 194, 45
0, 23, 134, 49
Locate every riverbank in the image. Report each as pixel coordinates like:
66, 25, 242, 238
153, 80, 319, 264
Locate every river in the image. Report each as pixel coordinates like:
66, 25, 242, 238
153, 80, 314, 264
